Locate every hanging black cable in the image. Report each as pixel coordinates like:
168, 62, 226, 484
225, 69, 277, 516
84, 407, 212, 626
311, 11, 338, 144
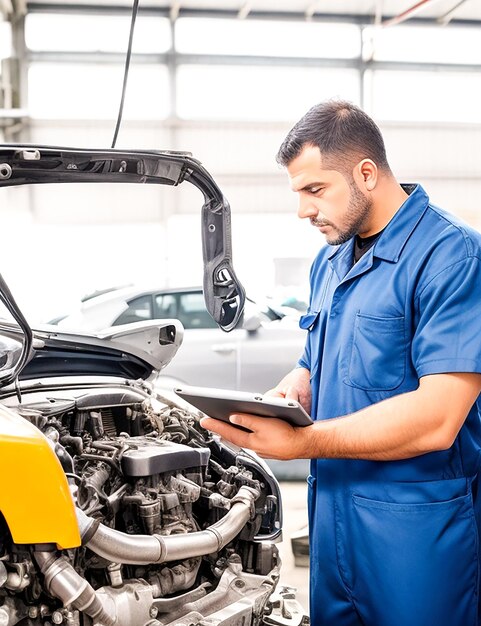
111, 0, 139, 149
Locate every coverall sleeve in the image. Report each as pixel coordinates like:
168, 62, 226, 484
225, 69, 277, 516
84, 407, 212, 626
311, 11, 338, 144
297, 342, 311, 371
412, 255, 481, 378
296, 258, 321, 372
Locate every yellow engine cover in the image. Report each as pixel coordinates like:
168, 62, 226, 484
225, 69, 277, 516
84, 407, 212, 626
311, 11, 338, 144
0, 404, 81, 548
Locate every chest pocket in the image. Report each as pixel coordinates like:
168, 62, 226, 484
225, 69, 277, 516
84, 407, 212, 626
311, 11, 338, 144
346, 313, 406, 391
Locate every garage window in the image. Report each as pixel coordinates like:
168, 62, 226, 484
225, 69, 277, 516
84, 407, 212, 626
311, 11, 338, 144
176, 18, 360, 59
25, 13, 171, 53
177, 65, 360, 121
363, 24, 481, 65
366, 69, 481, 123
28, 63, 170, 119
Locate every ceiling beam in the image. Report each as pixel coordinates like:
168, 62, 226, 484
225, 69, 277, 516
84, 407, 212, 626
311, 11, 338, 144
238, 1, 253, 19
374, 0, 384, 26
363, 0, 384, 63
437, 0, 468, 25
22, 4, 481, 28
12, 0, 26, 16
305, 2, 315, 20
170, 0, 180, 21
382, 0, 446, 27
0, 0, 13, 17
305, 1, 324, 20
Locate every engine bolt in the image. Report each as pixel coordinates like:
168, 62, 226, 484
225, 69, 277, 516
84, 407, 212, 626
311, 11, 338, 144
52, 611, 64, 624
28, 607, 39, 619
149, 607, 158, 619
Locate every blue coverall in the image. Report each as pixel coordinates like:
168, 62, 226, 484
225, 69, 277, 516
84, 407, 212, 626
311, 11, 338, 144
298, 184, 481, 626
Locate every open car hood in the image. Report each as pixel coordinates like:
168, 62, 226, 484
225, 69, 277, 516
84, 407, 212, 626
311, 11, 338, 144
22, 319, 184, 384
0, 145, 246, 386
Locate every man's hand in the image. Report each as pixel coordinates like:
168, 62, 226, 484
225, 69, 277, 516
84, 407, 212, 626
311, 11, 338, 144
200, 367, 313, 459
199, 413, 314, 460
265, 367, 312, 414
201, 372, 481, 462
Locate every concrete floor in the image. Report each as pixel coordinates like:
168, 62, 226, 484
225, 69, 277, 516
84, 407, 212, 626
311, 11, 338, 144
276, 481, 310, 612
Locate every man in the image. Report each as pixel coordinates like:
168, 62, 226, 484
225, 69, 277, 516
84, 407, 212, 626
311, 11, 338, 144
201, 100, 481, 626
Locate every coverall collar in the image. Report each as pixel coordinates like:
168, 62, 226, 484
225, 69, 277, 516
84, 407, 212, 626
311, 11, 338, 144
327, 183, 430, 265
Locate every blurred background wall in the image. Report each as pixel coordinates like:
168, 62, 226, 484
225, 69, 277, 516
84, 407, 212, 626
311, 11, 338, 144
1, 1, 481, 320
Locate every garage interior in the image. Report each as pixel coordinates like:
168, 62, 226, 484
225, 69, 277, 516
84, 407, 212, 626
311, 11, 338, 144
0, 0, 480, 324
1, 0, 481, 613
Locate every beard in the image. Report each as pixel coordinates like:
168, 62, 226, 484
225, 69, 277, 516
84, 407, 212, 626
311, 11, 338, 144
311, 182, 373, 246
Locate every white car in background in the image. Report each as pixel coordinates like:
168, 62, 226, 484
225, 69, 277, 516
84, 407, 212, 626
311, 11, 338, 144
53, 285, 307, 393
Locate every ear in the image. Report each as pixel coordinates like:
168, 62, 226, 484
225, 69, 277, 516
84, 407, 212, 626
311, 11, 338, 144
352, 159, 378, 192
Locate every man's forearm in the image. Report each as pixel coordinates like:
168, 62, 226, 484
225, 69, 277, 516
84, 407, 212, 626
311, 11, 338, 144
302, 374, 478, 461
201, 373, 481, 462
303, 390, 442, 460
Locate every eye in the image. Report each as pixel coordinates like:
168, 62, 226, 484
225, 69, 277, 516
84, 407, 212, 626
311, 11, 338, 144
308, 186, 324, 194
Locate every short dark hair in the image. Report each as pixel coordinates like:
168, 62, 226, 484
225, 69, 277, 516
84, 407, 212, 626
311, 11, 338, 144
276, 100, 390, 175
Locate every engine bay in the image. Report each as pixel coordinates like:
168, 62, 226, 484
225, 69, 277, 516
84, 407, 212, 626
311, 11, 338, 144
0, 380, 306, 626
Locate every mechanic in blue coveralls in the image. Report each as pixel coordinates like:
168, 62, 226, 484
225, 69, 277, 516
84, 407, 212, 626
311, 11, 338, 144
201, 100, 481, 626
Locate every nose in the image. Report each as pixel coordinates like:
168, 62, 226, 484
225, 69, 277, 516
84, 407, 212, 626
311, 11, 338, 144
297, 195, 319, 220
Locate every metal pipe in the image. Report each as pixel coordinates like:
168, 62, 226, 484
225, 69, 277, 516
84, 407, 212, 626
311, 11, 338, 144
34, 551, 115, 626
76, 485, 259, 565
382, 0, 444, 27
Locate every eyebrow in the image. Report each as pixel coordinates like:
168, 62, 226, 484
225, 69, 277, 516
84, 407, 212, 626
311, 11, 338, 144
295, 181, 327, 192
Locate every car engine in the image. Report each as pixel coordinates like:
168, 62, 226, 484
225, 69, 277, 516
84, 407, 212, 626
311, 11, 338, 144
0, 382, 307, 626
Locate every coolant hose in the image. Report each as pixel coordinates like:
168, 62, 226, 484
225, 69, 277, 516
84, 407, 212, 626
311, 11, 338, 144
76, 485, 259, 565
